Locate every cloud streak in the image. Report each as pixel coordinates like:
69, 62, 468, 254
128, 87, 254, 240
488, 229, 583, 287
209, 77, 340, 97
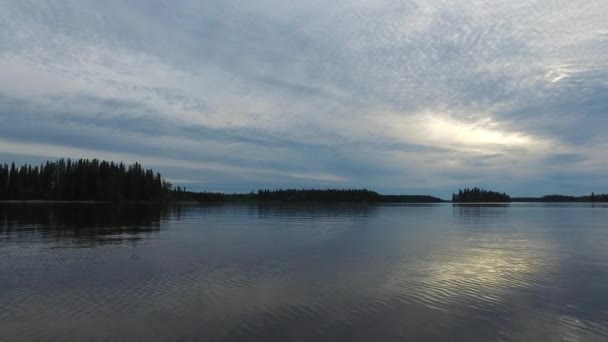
1, 0, 607, 197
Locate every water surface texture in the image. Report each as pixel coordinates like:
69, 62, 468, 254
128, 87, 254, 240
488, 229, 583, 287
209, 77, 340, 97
1, 203, 608, 341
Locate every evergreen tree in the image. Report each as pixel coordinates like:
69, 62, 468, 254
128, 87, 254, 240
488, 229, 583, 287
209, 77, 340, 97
452, 188, 511, 202
0, 159, 172, 201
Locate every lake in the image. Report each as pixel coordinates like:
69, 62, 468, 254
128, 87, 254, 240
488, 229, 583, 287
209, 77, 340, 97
1, 202, 608, 341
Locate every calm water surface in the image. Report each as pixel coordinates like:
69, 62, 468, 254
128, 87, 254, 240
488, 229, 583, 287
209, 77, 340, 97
1, 203, 608, 341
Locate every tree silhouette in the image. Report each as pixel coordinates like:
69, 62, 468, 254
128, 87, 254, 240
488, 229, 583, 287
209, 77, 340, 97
452, 188, 511, 202
0, 159, 172, 201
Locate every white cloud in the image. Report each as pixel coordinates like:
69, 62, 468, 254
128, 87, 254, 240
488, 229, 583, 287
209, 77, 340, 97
1, 0, 607, 195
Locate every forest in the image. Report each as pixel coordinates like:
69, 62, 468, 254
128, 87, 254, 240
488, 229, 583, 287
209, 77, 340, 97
512, 194, 608, 202
173, 188, 445, 203
1, 159, 605, 203
452, 188, 511, 202
0, 159, 172, 201
0, 159, 445, 203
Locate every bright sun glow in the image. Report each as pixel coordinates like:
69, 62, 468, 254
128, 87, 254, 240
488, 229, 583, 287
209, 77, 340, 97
425, 116, 532, 147
383, 112, 537, 151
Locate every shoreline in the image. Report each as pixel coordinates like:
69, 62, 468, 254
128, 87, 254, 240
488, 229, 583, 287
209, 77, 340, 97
1, 200, 606, 205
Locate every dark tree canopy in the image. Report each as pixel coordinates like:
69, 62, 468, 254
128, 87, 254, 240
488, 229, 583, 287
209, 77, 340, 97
172, 189, 443, 203
452, 188, 511, 203
0, 159, 446, 203
0, 159, 172, 201
254, 189, 381, 203
2, 159, 604, 204
512, 193, 608, 202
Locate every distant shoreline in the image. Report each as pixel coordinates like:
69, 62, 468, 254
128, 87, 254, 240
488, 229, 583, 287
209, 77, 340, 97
2, 159, 606, 204
1, 200, 607, 205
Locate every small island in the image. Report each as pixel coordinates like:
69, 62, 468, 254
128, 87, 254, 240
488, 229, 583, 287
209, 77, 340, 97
452, 188, 511, 203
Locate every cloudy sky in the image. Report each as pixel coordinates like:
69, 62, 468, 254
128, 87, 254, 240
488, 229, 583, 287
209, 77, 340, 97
1, 0, 607, 197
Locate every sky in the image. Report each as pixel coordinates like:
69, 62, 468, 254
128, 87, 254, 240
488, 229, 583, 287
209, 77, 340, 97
1, 0, 607, 198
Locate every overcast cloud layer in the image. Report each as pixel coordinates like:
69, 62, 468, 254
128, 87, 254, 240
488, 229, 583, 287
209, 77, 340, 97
1, 0, 607, 197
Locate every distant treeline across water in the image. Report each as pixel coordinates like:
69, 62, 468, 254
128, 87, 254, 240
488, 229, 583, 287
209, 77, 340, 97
0, 159, 606, 203
452, 188, 511, 202
0, 159, 172, 201
451, 188, 608, 203
0, 159, 442, 203
512, 194, 608, 202
175, 189, 445, 203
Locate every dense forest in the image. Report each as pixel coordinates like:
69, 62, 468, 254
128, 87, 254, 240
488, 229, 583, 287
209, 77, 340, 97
0, 159, 445, 203
172, 188, 445, 203
513, 194, 608, 202
379, 194, 446, 203
2, 159, 605, 203
452, 188, 511, 202
0, 159, 172, 201
255, 189, 380, 202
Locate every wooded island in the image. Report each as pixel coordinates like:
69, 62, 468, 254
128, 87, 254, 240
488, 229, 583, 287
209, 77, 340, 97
0, 159, 606, 203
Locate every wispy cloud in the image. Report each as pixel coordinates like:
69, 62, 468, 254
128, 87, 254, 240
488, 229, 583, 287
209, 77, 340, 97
1, 0, 607, 196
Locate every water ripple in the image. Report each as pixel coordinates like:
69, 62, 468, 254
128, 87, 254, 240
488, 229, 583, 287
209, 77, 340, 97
2, 203, 608, 341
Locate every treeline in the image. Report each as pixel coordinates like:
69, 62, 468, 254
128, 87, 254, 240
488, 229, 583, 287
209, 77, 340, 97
380, 194, 446, 203
0, 159, 172, 201
513, 193, 608, 202
172, 189, 445, 203
4, 159, 606, 204
452, 188, 511, 202
255, 189, 381, 202
0, 159, 447, 203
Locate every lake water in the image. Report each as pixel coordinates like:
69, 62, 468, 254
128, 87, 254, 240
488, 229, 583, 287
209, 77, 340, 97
1, 203, 608, 341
